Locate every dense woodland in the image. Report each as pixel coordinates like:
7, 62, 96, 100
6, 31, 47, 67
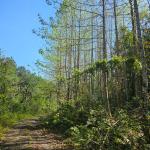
0, 0, 150, 149
0, 52, 56, 137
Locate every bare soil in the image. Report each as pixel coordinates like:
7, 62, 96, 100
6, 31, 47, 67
0, 118, 73, 150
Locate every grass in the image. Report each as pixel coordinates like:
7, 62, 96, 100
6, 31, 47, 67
0, 125, 8, 140
0, 113, 34, 140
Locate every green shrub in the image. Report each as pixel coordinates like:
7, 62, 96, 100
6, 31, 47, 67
42, 100, 88, 133
70, 108, 144, 150
0, 114, 16, 127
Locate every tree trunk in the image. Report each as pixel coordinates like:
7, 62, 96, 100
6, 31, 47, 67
113, 0, 119, 55
102, 0, 111, 116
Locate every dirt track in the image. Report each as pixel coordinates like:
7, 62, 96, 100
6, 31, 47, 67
0, 118, 73, 150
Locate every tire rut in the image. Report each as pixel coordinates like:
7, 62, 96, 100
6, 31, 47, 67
0, 118, 73, 150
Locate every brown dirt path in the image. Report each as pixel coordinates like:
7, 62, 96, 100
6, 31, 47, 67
0, 118, 73, 150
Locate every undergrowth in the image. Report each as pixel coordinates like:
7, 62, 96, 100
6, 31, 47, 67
42, 97, 150, 150
0, 113, 34, 140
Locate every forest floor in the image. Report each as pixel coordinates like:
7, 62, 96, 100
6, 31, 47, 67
0, 117, 73, 150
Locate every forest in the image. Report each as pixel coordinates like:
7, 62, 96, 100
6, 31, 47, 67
0, 0, 150, 150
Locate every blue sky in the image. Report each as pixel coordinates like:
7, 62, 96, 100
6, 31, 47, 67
0, 0, 55, 73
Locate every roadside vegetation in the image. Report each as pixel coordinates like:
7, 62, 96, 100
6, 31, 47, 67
0, 53, 55, 139
0, 0, 150, 149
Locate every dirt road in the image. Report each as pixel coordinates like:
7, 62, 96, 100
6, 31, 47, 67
0, 118, 72, 150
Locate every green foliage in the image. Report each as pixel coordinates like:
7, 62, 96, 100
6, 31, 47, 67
70, 108, 144, 150
84, 64, 96, 74
0, 54, 54, 137
35, 1, 149, 149
42, 96, 145, 150
62, 57, 143, 82
109, 56, 125, 69
72, 68, 82, 78
0, 125, 8, 140
42, 100, 88, 133
56, 75, 66, 82
95, 59, 108, 71
126, 57, 142, 74
0, 112, 33, 140
42, 94, 147, 149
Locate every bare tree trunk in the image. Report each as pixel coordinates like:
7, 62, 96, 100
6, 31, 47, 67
91, 12, 94, 95
134, 0, 148, 96
113, 0, 119, 55
133, 0, 149, 143
77, 8, 81, 70
128, 0, 138, 100
75, 7, 82, 100
129, 0, 137, 55
102, 0, 111, 116
67, 17, 73, 100
102, 0, 107, 60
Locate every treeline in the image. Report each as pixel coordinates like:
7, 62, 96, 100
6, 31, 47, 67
36, 0, 150, 149
0, 52, 55, 137
36, 0, 150, 103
